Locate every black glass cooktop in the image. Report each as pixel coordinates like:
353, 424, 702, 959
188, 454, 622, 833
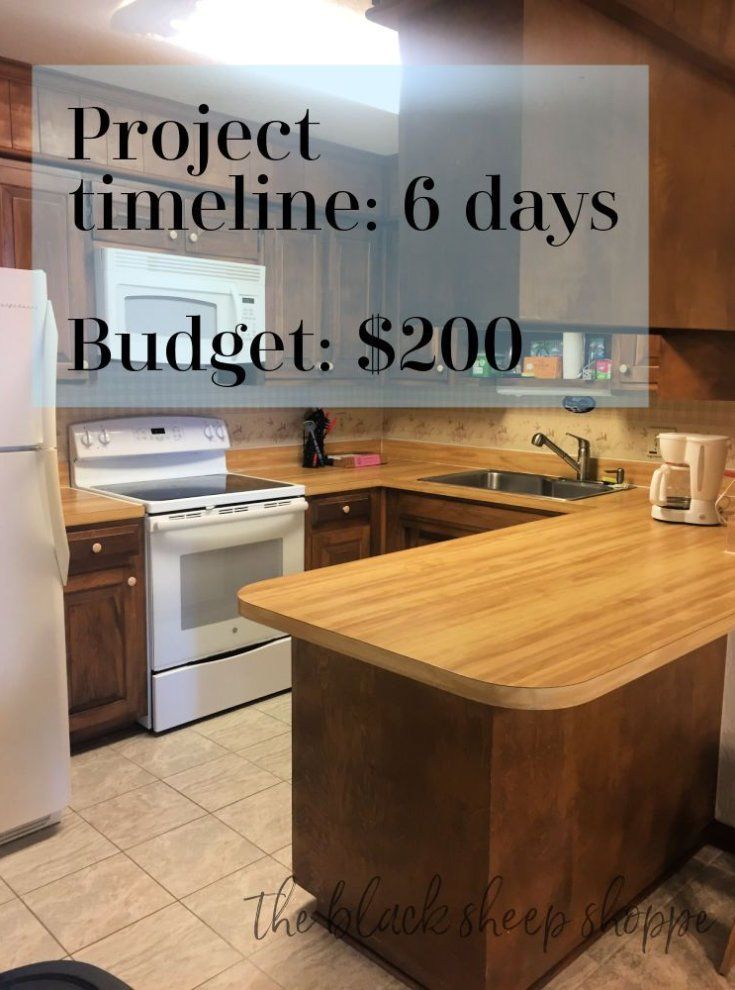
98, 473, 292, 503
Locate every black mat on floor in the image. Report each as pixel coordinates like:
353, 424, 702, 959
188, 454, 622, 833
0, 960, 133, 989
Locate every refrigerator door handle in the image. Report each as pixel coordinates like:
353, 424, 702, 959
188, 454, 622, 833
41, 300, 59, 449
41, 448, 69, 585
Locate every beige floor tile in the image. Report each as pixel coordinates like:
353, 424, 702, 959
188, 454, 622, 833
165, 754, 279, 812
0, 876, 15, 905
215, 782, 291, 854
79, 781, 205, 849
253, 693, 292, 725
239, 733, 292, 781
0, 899, 64, 970
0, 811, 116, 894
113, 727, 228, 778
272, 845, 292, 871
545, 951, 601, 989
126, 815, 265, 898
194, 708, 288, 752
184, 856, 311, 958
75, 902, 242, 990
70, 747, 156, 810
251, 922, 406, 990
194, 959, 282, 989
23, 852, 174, 953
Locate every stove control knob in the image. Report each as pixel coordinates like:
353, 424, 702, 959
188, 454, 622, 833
80, 427, 92, 448
215, 424, 226, 440
98, 428, 110, 446
204, 424, 214, 440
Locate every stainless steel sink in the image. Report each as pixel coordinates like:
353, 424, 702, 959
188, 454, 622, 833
421, 469, 625, 501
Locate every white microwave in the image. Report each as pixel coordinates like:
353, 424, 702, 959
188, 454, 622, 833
94, 247, 266, 363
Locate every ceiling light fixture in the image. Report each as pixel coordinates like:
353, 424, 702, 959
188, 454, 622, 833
113, 0, 400, 65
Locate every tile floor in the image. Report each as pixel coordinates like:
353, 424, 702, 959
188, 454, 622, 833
0, 691, 732, 989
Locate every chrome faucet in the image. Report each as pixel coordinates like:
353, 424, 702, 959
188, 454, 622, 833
531, 432, 592, 482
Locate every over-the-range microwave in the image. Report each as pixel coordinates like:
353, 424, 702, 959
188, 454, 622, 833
94, 246, 266, 363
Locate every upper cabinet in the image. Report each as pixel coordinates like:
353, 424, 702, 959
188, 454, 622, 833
88, 177, 261, 261
0, 159, 90, 373
0, 60, 33, 156
522, 0, 735, 333
264, 227, 326, 378
369, 0, 735, 334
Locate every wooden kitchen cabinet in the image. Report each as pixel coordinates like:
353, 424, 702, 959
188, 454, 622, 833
384, 490, 553, 551
64, 520, 147, 743
264, 227, 326, 378
612, 331, 660, 391
0, 158, 90, 372
0, 59, 33, 156
90, 177, 261, 261
325, 227, 381, 375
306, 490, 381, 569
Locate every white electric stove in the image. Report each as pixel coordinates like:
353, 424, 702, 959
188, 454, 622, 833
69, 416, 307, 732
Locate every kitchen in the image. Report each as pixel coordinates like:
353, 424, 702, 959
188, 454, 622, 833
0, 1, 734, 989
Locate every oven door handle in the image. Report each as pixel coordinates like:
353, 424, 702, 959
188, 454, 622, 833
149, 497, 308, 533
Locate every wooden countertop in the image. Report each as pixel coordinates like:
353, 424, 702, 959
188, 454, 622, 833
226, 450, 637, 514
62, 486, 145, 529
239, 487, 735, 711
60, 438, 650, 528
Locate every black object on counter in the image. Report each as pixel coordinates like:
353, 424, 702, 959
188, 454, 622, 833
0, 959, 134, 988
302, 409, 335, 468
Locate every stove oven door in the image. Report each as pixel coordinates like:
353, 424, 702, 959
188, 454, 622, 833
146, 498, 307, 671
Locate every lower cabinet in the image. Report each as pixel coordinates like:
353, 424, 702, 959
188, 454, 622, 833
305, 490, 381, 569
384, 490, 553, 551
64, 521, 148, 743
305, 487, 555, 565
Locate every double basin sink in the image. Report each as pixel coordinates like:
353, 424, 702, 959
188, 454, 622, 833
421, 469, 623, 501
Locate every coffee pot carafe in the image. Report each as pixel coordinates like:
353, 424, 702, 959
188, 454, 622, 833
650, 433, 730, 526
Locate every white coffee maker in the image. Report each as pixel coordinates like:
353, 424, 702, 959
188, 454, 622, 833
650, 433, 730, 525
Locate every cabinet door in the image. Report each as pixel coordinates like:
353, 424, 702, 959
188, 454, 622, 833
0, 160, 90, 372
384, 491, 551, 552
65, 524, 147, 742
326, 228, 381, 377
36, 84, 108, 164
612, 333, 660, 391
183, 197, 260, 262
90, 177, 187, 251
265, 227, 325, 378
309, 523, 372, 569
306, 490, 379, 568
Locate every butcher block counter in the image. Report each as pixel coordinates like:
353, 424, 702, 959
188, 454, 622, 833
61, 484, 144, 529
238, 482, 733, 990
238, 491, 735, 709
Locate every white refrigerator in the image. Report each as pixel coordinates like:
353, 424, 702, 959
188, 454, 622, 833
0, 267, 70, 845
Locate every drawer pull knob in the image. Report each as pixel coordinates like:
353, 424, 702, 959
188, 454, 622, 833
91, 542, 102, 554
168, 230, 178, 241
619, 363, 630, 375
127, 576, 137, 587
342, 504, 351, 514
189, 232, 199, 243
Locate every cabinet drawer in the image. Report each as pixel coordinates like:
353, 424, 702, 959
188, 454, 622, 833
68, 525, 140, 572
309, 492, 372, 527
